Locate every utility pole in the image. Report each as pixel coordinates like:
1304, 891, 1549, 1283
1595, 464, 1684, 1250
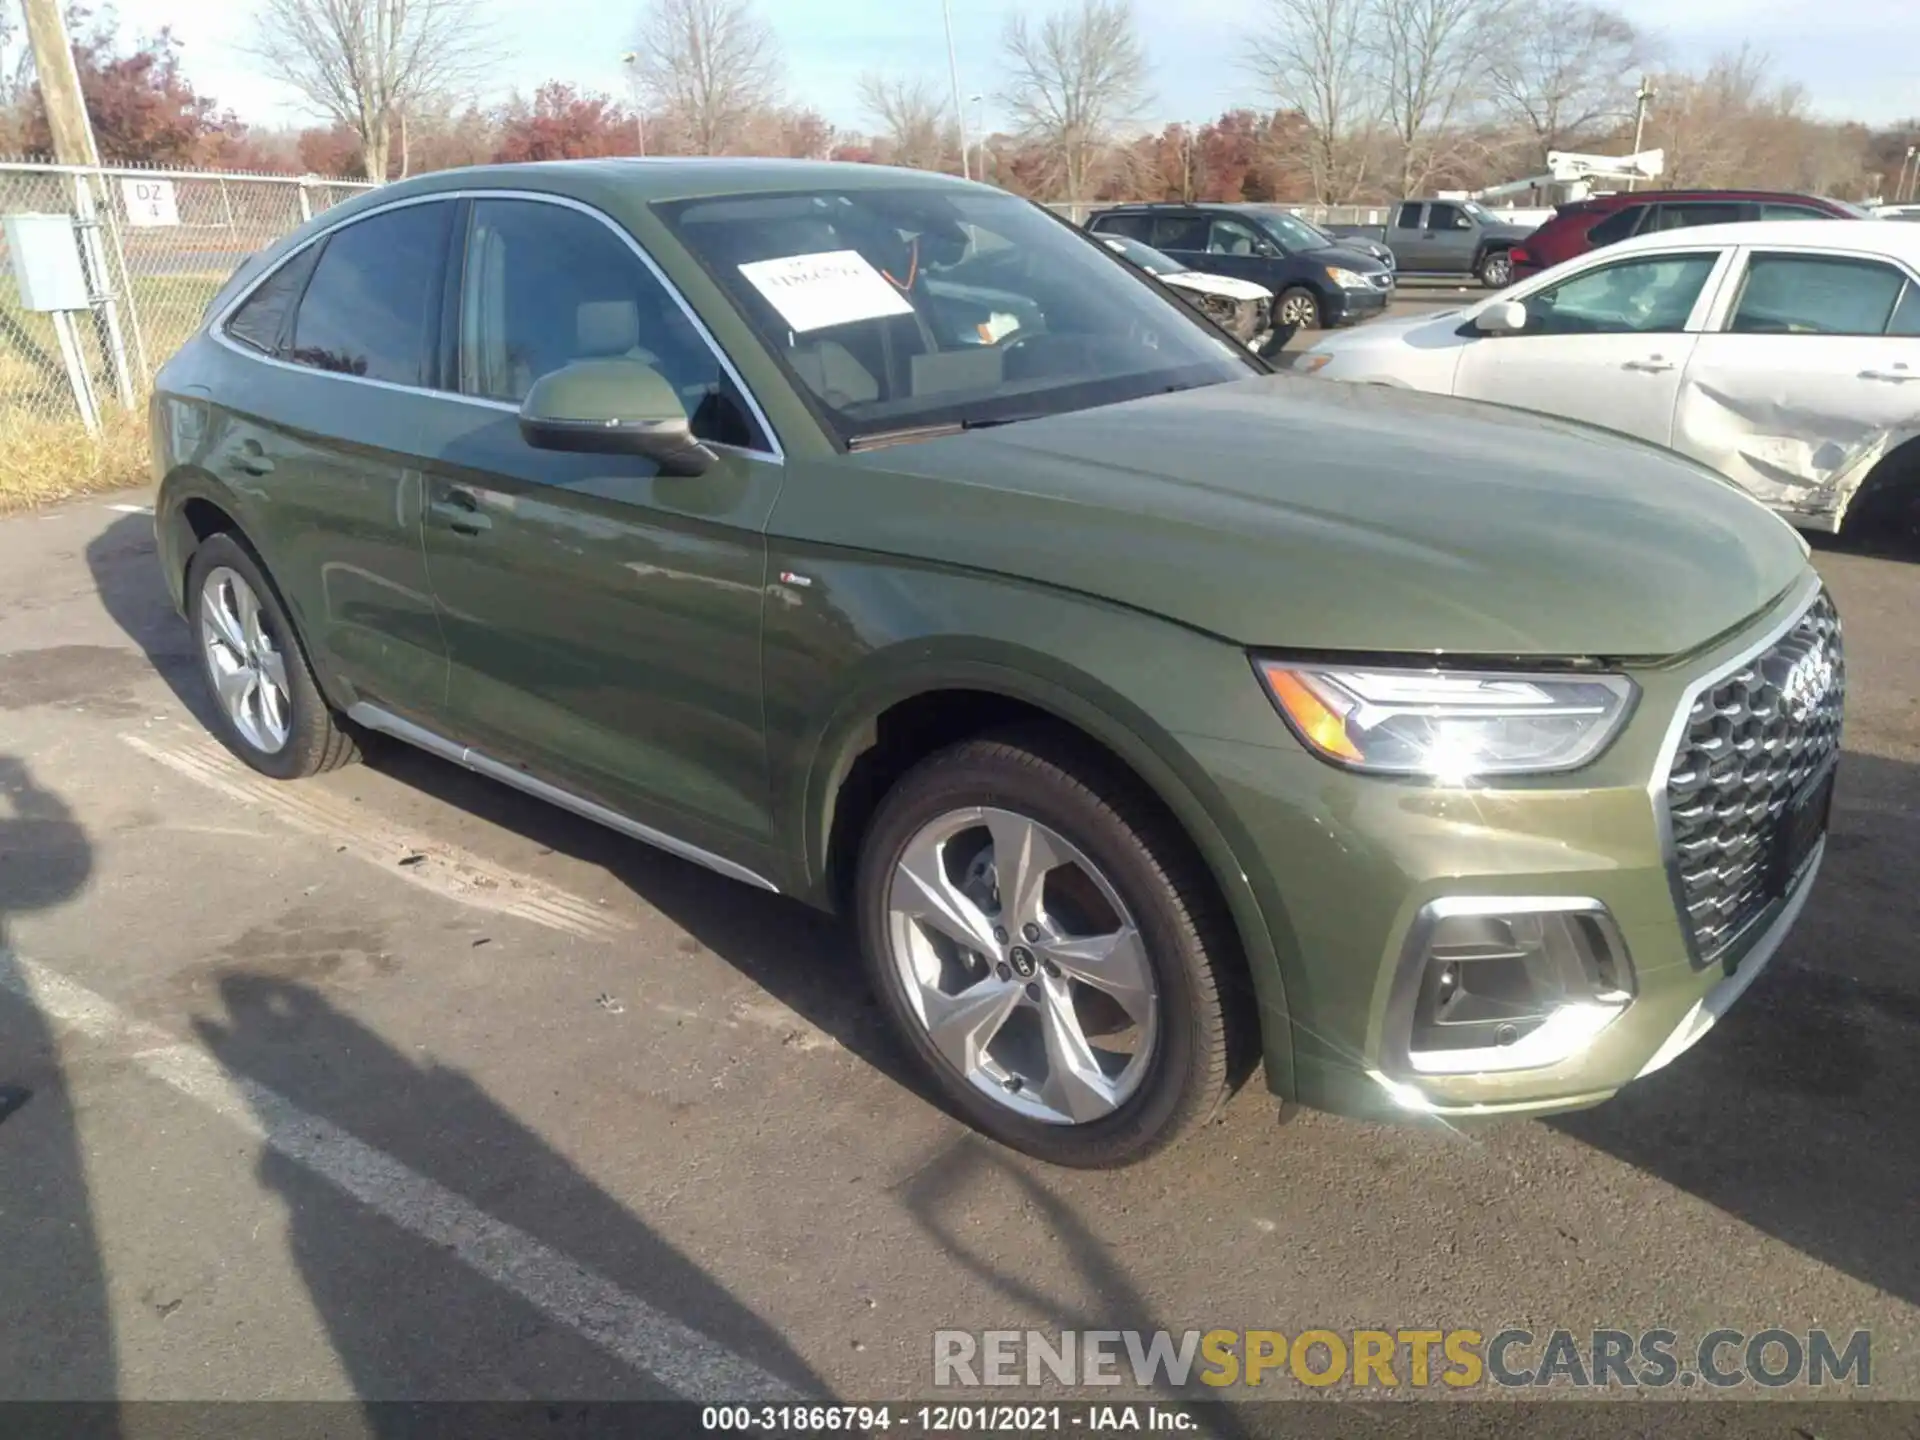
941, 0, 969, 182
1905, 144, 1918, 204
21, 0, 100, 164
620, 52, 648, 157
1627, 75, 1655, 192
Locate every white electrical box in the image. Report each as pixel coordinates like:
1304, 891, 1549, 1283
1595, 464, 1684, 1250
3, 212, 91, 312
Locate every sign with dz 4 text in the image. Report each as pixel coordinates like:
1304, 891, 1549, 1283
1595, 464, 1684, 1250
121, 177, 180, 228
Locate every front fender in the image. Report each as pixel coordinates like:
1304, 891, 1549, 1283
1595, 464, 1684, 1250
763, 557, 1303, 1098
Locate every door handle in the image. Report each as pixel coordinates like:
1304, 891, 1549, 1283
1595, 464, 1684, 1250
431, 487, 491, 535
233, 441, 273, 477
1622, 357, 1676, 373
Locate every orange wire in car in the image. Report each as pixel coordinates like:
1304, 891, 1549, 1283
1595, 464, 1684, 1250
881, 236, 919, 291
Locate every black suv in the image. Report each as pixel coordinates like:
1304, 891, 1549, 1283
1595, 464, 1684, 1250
1086, 203, 1394, 331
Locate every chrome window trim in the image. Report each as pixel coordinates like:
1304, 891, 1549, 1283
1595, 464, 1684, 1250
1643, 573, 1827, 969
207, 187, 785, 463
346, 702, 780, 893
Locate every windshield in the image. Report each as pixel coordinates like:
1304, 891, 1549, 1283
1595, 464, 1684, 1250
1100, 234, 1187, 276
1254, 211, 1331, 251
657, 188, 1255, 446
1460, 201, 1496, 223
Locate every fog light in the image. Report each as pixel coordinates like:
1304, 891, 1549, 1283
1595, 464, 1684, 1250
1383, 898, 1634, 1077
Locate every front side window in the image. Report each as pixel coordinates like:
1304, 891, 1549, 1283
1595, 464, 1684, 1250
1730, 253, 1909, 335
1758, 203, 1830, 221
457, 197, 759, 448
289, 201, 451, 384
657, 187, 1255, 446
1427, 203, 1468, 231
1206, 217, 1269, 256
1520, 253, 1719, 335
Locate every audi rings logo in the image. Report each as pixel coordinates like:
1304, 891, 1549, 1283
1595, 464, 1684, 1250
1781, 640, 1837, 723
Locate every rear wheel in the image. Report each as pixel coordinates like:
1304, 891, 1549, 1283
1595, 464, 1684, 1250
855, 729, 1241, 1167
1274, 286, 1322, 332
187, 533, 358, 780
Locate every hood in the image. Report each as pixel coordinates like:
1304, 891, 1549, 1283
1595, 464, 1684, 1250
1162, 270, 1272, 302
801, 376, 1809, 659
1305, 243, 1392, 274
1479, 222, 1535, 243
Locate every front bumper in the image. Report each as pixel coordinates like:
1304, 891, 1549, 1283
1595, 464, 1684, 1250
1325, 284, 1391, 325
1179, 574, 1834, 1123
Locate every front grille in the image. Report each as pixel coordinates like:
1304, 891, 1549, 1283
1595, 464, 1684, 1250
1665, 592, 1845, 962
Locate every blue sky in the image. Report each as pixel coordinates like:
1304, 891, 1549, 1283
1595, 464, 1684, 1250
109, 0, 1918, 136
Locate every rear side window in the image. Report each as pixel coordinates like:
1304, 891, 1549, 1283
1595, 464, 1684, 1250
224, 244, 321, 356
289, 201, 452, 385
1585, 206, 1644, 247
1393, 203, 1424, 230
1150, 214, 1209, 251
1646, 202, 1746, 233
1730, 253, 1909, 335
1091, 213, 1152, 241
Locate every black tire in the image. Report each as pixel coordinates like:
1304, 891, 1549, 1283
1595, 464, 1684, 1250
1274, 286, 1322, 332
1477, 249, 1514, 288
185, 532, 358, 780
854, 726, 1244, 1168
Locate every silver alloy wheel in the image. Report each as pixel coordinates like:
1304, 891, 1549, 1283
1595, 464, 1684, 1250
886, 806, 1159, 1126
1481, 253, 1513, 287
199, 566, 292, 754
1278, 292, 1318, 328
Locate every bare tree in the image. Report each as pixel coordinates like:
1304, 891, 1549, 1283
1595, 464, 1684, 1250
248, 0, 496, 180
1484, 0, 1643, 167
630, 0, 783, 155
1244, 0, 1381, 202
858, 74, 955, 171
1370, 0, 1502, 194
1000, 0, 1151, 206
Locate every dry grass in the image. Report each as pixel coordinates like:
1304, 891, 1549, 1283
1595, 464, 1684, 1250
0, 405, 150, 513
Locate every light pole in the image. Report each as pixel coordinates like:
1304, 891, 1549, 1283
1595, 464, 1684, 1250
1905, 145, 1919, 203
969, 94, 987, 182
1627, 75, 1656, 192
620, 52, 647, 157
942, 0, 969, 181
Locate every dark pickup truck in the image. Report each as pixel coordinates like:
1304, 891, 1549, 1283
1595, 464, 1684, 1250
1325, 198, 1535, 287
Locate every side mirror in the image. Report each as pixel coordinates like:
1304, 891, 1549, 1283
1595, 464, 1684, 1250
1474, 300, 1528, 335
518, 358, 716, 476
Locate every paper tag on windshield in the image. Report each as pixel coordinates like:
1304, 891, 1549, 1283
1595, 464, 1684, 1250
738, 249, 914, 333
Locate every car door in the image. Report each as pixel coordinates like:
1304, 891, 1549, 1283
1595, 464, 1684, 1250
416, 193, 785, 865
209, 199, 457, 725
1453, 248, 1731, 446
1420, 202, 1478, 274
1673, 247, 1920, 525
1389, 203, 1431, 269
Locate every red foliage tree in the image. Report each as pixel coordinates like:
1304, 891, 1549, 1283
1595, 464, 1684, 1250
295, 122, 366, 178
492, 83, 637, 163
24, 4, 247, 166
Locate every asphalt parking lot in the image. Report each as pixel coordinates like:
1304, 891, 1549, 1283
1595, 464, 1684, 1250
3, 297, 1918, 1422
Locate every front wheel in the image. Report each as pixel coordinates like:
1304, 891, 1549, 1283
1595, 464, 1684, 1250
854, 729, 1243, 1167
1274, 286, 1322, 332
1477, 250, 1514, 288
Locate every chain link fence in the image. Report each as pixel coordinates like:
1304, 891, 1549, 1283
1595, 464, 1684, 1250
0, 161, 374, 434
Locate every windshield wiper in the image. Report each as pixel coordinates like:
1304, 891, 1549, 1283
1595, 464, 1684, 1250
847, 414, 1047, 451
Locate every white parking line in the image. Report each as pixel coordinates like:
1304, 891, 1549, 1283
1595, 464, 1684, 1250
105, 503, 154, 515
123, 727, 630, 942
0, 948, 804, 1402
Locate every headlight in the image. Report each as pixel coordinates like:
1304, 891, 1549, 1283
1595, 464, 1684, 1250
1255, 663, 1636, 781
1293, 352, 1334, 375
1325, 266, 1374, 289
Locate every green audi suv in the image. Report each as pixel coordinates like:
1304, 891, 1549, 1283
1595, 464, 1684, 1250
150, 160, 1843, 1166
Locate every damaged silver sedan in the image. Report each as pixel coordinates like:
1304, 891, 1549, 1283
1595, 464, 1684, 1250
1296, 220, 1920, 535
1099, 234, 1291, 356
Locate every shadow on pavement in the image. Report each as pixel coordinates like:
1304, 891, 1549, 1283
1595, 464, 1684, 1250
1551, 750, 1920, 1310
83, 512, 214, 730
0, 757, 114, 1404
192, 973, 829, 1407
